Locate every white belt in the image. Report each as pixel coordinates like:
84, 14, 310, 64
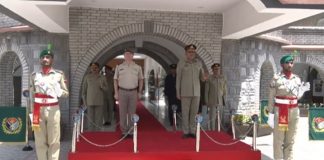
275, 98, 297, 105
34, 98, 58, 104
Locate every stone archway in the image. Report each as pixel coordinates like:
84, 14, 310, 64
70, 23, 215, 114
0, 43, 30, 107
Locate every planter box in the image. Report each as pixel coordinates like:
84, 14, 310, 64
234, 123, 272, 139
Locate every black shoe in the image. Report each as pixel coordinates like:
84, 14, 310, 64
189, 133, 196, 138
104, 122, 111, 126
127, 134, 133, 138
182, 134, 190, 139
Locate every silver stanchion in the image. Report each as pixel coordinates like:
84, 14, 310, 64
81, 108, 85, 133
22, 89, 33, 151
196, 115, 203, 152
231, 114, 236, 139
132, 114, 139, 153
71, 115, 78, 153
251, 114, 258, 151
77, 115, 81, 142
127, 113, 129, 127
172, 104, 178, 130
217, 109, 221, 132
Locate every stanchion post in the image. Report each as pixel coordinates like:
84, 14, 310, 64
77, 116, 80, 142
22, 89, 33, 151
71, 116, 77, 153
172, 105, 177, 131
132, 114, 139, 153
231, 114, 236, 139
81, 109, 84, 133
251, 114, 258, 151
196, 115, 203, 152
217, 109, 221, 132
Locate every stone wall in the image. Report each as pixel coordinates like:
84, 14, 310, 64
0, 31, 70, 127
68, 7, 223, 120
222, 38, 324, 116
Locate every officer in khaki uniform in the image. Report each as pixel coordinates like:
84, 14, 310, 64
30, 46, 69, 160
205, 63, 227, 131
267, 55, 310, 160
82, 62, 108, 131
114, 49, 143, 137
176, 44, 206, 138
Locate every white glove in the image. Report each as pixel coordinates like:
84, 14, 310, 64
46, 87, 57, 98
298, 82, 310, 98
267, 113, 274, 129
54, 82, 63, 98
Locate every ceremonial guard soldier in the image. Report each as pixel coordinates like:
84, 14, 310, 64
30, 45, 69, 160
267, 54, 310, 160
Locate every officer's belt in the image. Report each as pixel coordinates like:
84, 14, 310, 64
275, 96, 297, 107
34, 97, 59, 105
274, 96, 298, 131
32, 93, 59, 130
119, 86, 138, 91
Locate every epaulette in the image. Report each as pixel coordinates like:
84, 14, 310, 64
293, 74, 300, 78
54, 69, 64, 74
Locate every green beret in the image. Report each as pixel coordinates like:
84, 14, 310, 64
39, 49, 54, 58
280, 55, 293, 64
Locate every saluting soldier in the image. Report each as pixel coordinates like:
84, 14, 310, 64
114, 49, 143, 137
176, 44, 207, 138
267, 54, 310, 160
30, 45, 69, 160
82, 62, 108, 131
205, 63, 227, 131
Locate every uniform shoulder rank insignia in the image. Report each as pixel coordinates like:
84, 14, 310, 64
54, 69, 63, 74
293, 74, 300, 78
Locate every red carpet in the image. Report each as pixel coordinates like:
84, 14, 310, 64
69, 102, 261, 160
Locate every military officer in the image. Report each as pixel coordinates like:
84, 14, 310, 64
164, 64, 181, 125
205, 63, 227, 131
82, 62, 108, 131
103, 65, 115, 126
30, 45, 69, 160
114, 49, 144, 137
176, 44, 207, 138
267, 54, 310, 160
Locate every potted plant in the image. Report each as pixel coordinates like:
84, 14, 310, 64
233, 114, 272, 139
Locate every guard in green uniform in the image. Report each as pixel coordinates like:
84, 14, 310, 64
30, 45, 69, 160
267, 54, 310, 160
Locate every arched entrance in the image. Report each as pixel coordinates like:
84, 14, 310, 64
70, 24, 215, 116
0, 43, 30, 108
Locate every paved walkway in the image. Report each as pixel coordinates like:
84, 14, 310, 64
1, 102, 323, 160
